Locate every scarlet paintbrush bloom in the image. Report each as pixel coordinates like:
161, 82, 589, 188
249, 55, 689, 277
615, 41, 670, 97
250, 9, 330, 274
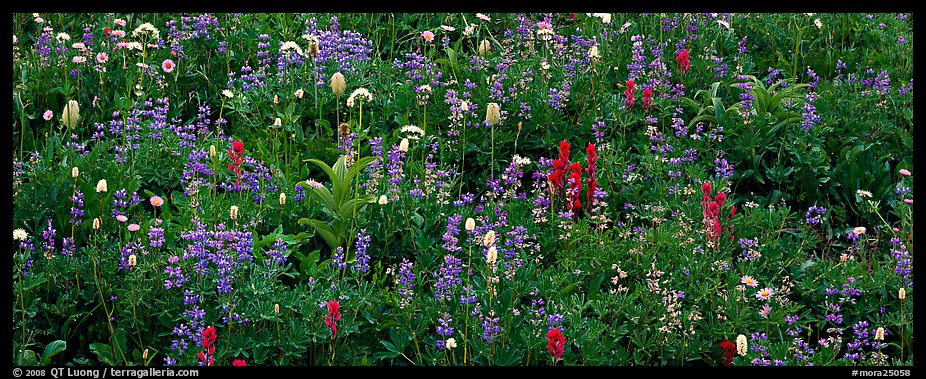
642, 88, 653, 110
719, 340, 736, 366
324, 300, 341, 338
232, 359, 247, 366
548, 140, 571, 195
198, 326, 217, 366
227, 141, 245, 186
568, 162, 583, 212
700, 181, 734, 243
624, 80, 637, 109
546, 329, 566, 365
676, 49, 690, 75
232, 140, 244, 155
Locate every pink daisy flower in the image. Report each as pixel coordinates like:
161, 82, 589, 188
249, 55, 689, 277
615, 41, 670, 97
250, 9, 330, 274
161, 59, 175, 73
755, 287, 774, 301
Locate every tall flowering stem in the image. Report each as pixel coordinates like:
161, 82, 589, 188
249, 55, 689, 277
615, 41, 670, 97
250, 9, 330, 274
584, 143, 598, 214
324, 300, 341, 364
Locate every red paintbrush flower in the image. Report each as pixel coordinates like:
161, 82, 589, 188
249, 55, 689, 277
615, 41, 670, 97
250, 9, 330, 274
624, 80, 636, 109
676, 49, 690, 75
324, 300, 341, 338
546, 328, 566, 365
719, 340, 736, 366
642, 88, 653, 110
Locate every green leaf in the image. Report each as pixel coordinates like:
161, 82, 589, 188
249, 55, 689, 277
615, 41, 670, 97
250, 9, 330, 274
89, 343, 116, 366
15, 349, 38, 366
558, 283, 579, 298
306, 219, 340, 251
40, 340, 67, 365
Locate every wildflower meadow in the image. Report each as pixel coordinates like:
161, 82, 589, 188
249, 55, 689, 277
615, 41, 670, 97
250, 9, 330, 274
11, 12, 914, 367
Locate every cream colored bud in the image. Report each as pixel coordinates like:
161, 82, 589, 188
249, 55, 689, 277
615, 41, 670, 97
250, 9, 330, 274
330, 72, 346, 98
274, 303, 280, 315
143, 348, 149, 360
62, 100, 81, 129
230, 205, 239, 221
875, 327, 885, 341
279, 192, 286, 206
209, 144, 217, 157
399, 138, 409, 153
465, 217, 476, 231
485, 103, 501, 126
72, 167, 79, 178
273, 95, 279, 105
96, 179, 108, 193
128, 254, 137, 267
93, 217, 101, 230
483, 230, 496, 247
899, 287, 906, 301
459, 101, 469, 113
736, 334, 748, 356
378, 195, 388, 205
478, 39, 491, 56
274, 117, 282, 127
295, 88, 304, 99
486, 245, 497, 266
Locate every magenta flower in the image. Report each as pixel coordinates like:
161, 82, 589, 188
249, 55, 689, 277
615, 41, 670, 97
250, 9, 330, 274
324, 300, 341, 338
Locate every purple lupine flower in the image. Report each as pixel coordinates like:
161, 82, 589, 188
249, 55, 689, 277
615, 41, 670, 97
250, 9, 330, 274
41, 219, 56, 257
331, 246, 347, 271
266, 238, 287, 267
441, 214, 463, 253
433, 254, 463, 301
353, 229, 370, 274
396, 258, 415, 308
481, 310, 500, 344
805, 205, 828, 225
69, 190, 85, 226
435, 313, 454, 350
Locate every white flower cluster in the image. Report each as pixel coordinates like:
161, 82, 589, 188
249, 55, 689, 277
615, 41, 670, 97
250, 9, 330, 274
132, 22, 160, 39
400, 125, 425, 140
346, 88, 372, 108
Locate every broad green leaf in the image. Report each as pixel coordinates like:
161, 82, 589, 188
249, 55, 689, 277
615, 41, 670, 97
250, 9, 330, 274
40, 340, 67, 365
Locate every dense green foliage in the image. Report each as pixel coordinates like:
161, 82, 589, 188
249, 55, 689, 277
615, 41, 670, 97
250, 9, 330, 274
12, 12, 913, 366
